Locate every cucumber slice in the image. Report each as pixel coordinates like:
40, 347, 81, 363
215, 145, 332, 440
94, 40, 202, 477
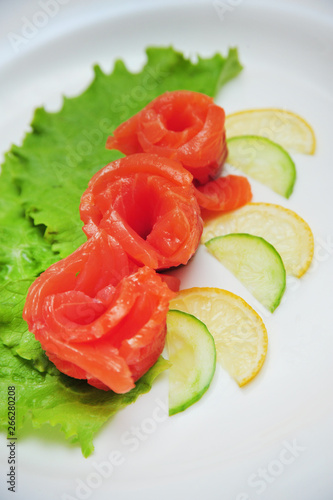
167, 309, 216, 416
227, 135, 296, 198
202, 203, 314, 278
205, 233, 286, 312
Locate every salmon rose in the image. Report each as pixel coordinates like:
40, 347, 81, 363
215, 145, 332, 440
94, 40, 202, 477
106, 90, 227, 184
23, 230, 175, 394
80, 153, 203, 269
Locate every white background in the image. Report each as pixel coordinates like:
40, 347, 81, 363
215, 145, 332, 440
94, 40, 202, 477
1, 1, 333, 500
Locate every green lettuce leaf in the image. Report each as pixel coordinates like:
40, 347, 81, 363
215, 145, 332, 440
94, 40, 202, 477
0, 168, 59, 283
0, 46, 243, 455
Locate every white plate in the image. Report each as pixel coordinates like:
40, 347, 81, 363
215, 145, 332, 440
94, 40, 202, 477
1, 1, 333, 499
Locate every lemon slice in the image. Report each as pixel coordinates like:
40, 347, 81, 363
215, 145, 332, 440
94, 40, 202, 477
227, 135, 296, 198
225, 109, 316, 154
167, 310, 216, 415
202, 203, 314, 278
170, 288, 268, 386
